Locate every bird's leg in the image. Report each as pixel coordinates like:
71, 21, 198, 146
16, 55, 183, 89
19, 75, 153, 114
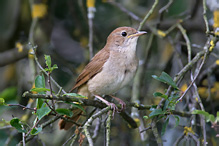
110, 95, 126, 112
94, 95, 118, 117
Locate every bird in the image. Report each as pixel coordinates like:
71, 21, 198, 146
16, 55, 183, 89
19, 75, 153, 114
58, 26, 146, 130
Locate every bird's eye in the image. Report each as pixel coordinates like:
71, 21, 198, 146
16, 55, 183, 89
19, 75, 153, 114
121, 32, 127, 37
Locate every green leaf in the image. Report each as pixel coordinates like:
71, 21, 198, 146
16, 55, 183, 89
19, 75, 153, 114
30, 126, 42, 135
35, 75, 45, 88
36, 106, 51, 120
174, 115, 180, 128
10, 118, 26, 133
64, 93, 87, 98
163, 99, 170, 110
0, 98, 6, 105
51, 64, 58, 70
56, 108, 73, 117
44, 68, 51, 72
65, 101, 86, 113
161, 118, 169, 136
153, 92, 168, 99
192, 110, 209, 117
31, 88, 51, 93
152, 72, 178, 89
45, 55, 51, 69
35, 75, 46, 108
36, 98, 44, 109
192, 110, 215, 123
149, 109, 165, 117
207, 114, 215, 123
143, 116, 149, 119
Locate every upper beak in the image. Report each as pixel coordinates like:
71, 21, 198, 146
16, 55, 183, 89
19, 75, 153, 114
128, 31, 147, 38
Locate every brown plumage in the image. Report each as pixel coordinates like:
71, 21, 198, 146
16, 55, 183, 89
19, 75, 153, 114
58, 27, 146, 130
70, 48, 110, 91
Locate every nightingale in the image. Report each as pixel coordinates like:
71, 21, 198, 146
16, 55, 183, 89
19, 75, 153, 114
59, 26, 146, 130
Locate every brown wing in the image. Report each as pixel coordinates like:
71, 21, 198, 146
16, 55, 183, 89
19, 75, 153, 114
70, 48, 110, 92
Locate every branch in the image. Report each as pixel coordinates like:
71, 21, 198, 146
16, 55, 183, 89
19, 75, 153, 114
138, 0, 159, 31
0, 47, 29, 67
8, 104, 36, 111
177, 24, 191, 62
23, 92, 192, 117
22, 92, 137, 128
32, 49, 67, 94
174, 50, 205, 83
202, 0, 209, 33
108, 1, 142, 22
24, 116, 60, 143
159, 0, 173, 14
106, 111, 112, 146
177, 50, 208, 102
84, 107, 110, 146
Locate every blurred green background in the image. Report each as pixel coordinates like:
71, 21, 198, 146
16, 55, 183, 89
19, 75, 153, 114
0, 0, 219, 145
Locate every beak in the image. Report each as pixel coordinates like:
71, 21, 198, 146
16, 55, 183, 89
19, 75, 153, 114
128, 31, 147, 38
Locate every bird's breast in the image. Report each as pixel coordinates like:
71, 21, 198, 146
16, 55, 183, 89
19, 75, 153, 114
87, 49, 138, 95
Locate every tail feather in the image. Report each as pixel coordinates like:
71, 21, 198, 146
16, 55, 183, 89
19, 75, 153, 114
59, 84, 91, 130
58, 107, 85, 130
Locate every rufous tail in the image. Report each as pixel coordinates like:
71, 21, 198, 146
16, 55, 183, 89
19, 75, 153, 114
58, 107, 86, 130
59, 84, 91, 130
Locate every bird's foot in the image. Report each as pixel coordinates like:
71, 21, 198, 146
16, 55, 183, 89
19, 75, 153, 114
106, 102, 118, 118
110, 95, 126, 112
94, 95, 118, 118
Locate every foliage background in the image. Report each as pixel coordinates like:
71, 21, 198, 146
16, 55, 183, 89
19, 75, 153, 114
0, 0, 219, 145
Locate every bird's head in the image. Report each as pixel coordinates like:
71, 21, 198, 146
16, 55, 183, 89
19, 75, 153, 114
106, 27, 147, 49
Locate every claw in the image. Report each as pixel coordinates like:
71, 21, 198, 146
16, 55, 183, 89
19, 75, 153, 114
107, 102, 118, 118
94, 95, 118, 118
110, 95, 126, 112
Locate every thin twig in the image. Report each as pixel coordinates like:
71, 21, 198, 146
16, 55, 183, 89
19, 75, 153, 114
138, 0, 159, 31
177, 50, 208, 102
48, 72, 55, 110
70, 133, 78, 146
106, 111, 112, 146
23, 116, 60, 143
22, 125, 26, 146
62, 133, 76, 146
188, 133, 200, 146
173, 133, 185, 146
92, 117, 101, 139
32, 49, 67, 94
8, 104, 36, 111
177, 24, 191, 62
159, 0, 174, 13
25, 118, 41, 137
140, 126, 152, 133
28, 18, 37, 45
174, 50, 205, 83
109, 1, 141, 22
84, 107, 110, 146
202, 0, 209, 33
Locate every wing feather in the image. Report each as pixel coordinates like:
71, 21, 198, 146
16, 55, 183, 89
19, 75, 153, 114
70, 48, 110, 91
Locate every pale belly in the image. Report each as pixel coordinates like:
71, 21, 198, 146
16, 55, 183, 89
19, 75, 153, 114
87, 55, 138, 96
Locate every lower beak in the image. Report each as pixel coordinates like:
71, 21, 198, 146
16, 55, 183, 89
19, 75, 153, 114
128, 31, 147, 38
